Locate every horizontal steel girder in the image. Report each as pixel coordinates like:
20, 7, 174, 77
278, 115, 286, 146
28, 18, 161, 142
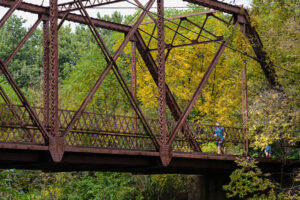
0, 147, 298, 173
0, 0, 131, 33
183, 0, 243, 15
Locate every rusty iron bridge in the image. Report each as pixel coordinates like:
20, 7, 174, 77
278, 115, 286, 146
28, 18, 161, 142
0, 0, 298, 173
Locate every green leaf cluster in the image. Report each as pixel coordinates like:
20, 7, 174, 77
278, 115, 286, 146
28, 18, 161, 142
223, 157, 277, 200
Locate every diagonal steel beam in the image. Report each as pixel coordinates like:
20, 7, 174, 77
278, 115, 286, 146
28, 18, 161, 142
211, 13, 230, 25
167, 37, 230, 147
184, 0, 282, 90
0, 85, 33, 141
148, 38, 222, 51
0, 59, 49, 142
63, 0, 160, 150
183, 18, 219, 39
0, 0, 47, 15
133, 0, 171, 56
241, 12, 282, 90
135, 32, 182, 119
196, 14, 209, 41
140, 10, 217, 25
164, 19, 182, 60
0, 0, 22, 28
75, 0, 159, 149
4, 17, 42, 67
134, 32, 201, 152
133, 0, 201, 153
0, 18, 41, 75
0, 16, 47, 142
58, 4, 72, 30
184, 0, 243, 15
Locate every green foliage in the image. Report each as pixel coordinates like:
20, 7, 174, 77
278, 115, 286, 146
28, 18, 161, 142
0, 171, 190, 200
250, 0, 300, 93
0, 15, 42, 88
133, 174, 190, 200
57, 172, 138, 200
133, 9, 244, 124
201, 142, 217, 153
223, 157, 277, 199
279, 171, 300, 200
248, 89, 299, 156
0, 169, 41, 200
243, 0, 300, 159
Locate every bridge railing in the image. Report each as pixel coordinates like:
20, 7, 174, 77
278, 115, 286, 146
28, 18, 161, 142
168, 122, 245, 153
0, 103, 246, 154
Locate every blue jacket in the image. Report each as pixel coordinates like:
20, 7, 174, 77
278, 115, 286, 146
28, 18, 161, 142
214, 127, 225, 141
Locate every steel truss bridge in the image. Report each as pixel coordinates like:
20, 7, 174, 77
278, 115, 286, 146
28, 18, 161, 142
0, 0, 298, 173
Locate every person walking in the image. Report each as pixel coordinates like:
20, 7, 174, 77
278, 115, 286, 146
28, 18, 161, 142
265, 144, 272, 158
214, 122, 226, 154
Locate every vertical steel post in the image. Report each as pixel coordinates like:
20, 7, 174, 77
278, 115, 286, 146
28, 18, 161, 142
49, 0, 64, 162
131, 41, 137, 117
242, 60, 249, 155
43, 20, 50, 128
131, 41, 138, 147
157, 0, 170, 166
240, 22, 249, 155
49, 0, 59, 136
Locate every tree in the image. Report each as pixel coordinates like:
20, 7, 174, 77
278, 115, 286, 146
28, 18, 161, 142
223, 157, 277, 200
0, 15, 42, 88
248, 89, 299, 158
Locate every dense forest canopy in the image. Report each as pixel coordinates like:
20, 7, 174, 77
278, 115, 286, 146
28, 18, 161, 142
0, 0, 299, 199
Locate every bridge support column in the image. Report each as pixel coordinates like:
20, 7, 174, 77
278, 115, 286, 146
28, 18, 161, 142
188, 174, 229, 200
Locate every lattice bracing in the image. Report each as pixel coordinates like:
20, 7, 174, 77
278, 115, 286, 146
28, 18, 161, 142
0, 103, 245, 153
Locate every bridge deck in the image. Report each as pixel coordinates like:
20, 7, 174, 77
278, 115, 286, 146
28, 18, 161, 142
0, 143, 298, 174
